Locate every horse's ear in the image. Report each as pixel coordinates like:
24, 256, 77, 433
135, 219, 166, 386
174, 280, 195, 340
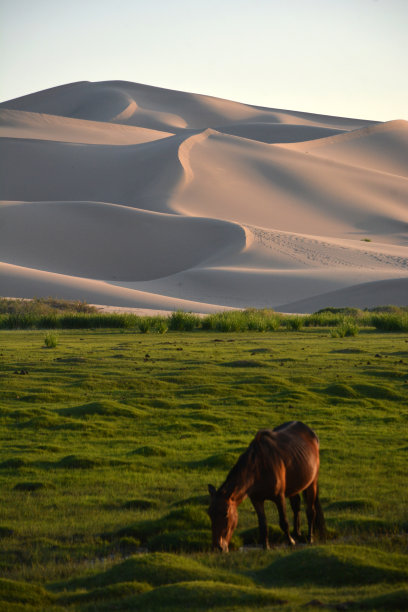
208, 484, 216, 497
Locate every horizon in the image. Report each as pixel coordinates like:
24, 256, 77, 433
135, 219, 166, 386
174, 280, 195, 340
1, 0, 407, 122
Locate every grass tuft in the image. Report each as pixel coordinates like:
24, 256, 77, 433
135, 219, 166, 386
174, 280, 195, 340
58, 455, 98, 469
44, 331, 59, 348
58, 581, 151, 605
330, 317, 359, 337
324, 383, 358, 398
57, 552, 250, 592
133, 580, 286, 610
355, 588, 408, 610
0, 578, 53, 607
60, 400, 138, 419
255, 546, 408, 587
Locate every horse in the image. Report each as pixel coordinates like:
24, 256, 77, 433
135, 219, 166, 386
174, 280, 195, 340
208, 421, 326, 552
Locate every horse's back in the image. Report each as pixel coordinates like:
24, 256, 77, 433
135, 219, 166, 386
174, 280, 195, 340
255, 421, 318, 448
273, 421, 319, 444
255, 422, 320, 496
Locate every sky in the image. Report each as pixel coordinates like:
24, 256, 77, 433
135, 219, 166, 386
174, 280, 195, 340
1, 0, 407, 121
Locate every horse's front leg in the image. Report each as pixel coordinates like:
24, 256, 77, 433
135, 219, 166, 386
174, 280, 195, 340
250, 498, 269, 549
275, 494, 296, 546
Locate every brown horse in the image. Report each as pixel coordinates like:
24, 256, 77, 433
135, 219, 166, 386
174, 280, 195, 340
208, 421, 326, 552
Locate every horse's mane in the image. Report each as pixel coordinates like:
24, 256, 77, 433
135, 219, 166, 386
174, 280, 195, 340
220, 432, 280, 499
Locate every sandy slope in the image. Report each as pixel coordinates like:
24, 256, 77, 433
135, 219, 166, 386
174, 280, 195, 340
1, 80, 376, 132
0, 108, 173, 145
0, 201, 244, 280
0, 81, 407, 311
0, 135, 184, 213
282, 120, 408, 178
175, 129, 408, 241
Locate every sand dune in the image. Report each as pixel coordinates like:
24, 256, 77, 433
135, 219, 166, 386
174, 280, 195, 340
2, 80, 376, 132
214, 122, 345, 144
0, 81, 407, 311
0, 201, 244, 280
0, 108, 173, 145
283, 119, 408, 178
175, 129, 408, 242
0, 262, 224, 313
0, 134, 184, 212
277, 277, 408, 313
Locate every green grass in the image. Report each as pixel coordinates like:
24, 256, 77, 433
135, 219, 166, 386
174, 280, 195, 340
2, 299, 408, 332
44, 331, 59, 348
0, 327, 407, 610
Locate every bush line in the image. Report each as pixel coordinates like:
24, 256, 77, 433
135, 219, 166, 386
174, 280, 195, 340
0, 303, 407, 332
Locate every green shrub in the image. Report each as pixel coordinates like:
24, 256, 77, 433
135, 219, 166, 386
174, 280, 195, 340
370, 313, 408, 332
306, 312, 344, 327
368, 305, 408, 314
154, 318, 168, 334
0, 297, 96, 315
44, 331, 58, 348
285, 316, 304, 331
201, 309, 280, 332
168, 311, 200, 331
330, 318, 359, 338
138, 317, 152, 333
265, 315, 281, 331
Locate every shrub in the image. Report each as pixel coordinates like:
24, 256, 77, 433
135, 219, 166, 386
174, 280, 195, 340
370, 313, 408, 332
138, 318, 152, 333
154, 318, 168, 334
330, 318, 359, 338
168, 311, 200, 331
306, 312, 344, 327
0, 297, 97, 315
265, 315, 281, 331
44, 332, 58, 348
285, 316, 304, 331
201, 310, 274, 332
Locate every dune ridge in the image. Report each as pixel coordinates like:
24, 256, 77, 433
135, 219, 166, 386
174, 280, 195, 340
0, 81, 407, 312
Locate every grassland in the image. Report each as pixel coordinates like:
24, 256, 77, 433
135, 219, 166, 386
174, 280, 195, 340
0, 324, 407, 610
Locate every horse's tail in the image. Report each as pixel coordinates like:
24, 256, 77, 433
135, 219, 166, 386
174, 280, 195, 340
314, 489, 326, 542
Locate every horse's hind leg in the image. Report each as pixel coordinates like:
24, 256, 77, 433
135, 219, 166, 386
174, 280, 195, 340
302, 480, 318, 544
275, 494, 296, 546
289, 494, 301, 539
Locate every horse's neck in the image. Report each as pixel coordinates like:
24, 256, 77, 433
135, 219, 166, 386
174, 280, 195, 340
221, 465, 254, 505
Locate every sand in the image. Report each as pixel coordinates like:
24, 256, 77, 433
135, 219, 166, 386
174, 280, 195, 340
1, 80, 407, 313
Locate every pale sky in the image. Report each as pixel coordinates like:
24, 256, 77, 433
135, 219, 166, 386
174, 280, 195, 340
1, 0, 407, 121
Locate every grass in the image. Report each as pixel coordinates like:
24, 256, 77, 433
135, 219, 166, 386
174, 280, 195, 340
0, 326, 407, 610
44, 331, 59, 348
2, 298, 408, 332
330, 318, 360, 338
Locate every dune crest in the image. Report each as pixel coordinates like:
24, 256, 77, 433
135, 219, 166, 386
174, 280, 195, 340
0, 81, 407, 311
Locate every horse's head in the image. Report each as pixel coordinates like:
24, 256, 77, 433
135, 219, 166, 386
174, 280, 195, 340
207, 484, 238, 552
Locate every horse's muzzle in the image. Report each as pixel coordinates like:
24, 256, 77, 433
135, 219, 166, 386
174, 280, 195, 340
213, 540, 229, 553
